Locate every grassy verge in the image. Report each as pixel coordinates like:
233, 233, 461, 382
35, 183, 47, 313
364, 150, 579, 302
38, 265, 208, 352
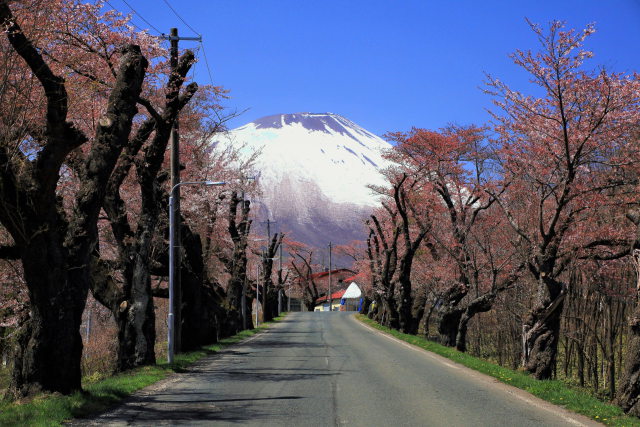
356, 314, 639, 427
0, 315, 286, 427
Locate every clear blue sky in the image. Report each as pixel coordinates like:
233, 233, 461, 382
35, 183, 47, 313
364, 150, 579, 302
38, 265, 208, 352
108, 0, 640, 137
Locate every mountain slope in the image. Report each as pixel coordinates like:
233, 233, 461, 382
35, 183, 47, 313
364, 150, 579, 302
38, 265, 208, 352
216, 112, 392, 251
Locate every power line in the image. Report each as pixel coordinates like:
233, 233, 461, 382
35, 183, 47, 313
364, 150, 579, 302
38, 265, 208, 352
161, 0, 201, 37
199, 41, 215, 86
103, 0, 145, 33
119, 0, 163, 35
195, 41, 228, 126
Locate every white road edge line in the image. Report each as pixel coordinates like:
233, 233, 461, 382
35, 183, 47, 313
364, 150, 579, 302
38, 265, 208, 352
353, 316, 597, 427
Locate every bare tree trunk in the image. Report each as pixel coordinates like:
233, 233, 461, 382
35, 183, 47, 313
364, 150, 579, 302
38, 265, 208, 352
438, 308, 464, 347
522, 299, 565, 379
180, 224, 228, 349
616, 301, 640, 415
0, 10, 147, 394
93, 51, 196, 368
522, 276, 565, 379
223, 192, 251, 333
9, 239, 86, 397
456, 293, 496, 352
383, 292, 400, 329
437, 285, 467, 346
261, 234, 283, 322
411, 288, 427, 334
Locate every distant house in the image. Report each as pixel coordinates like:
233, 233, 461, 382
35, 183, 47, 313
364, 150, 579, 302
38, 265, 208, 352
339, 281, 363, 311
314, 289, 346, 312
312, 272, 364, 312
293, 268, 354, 311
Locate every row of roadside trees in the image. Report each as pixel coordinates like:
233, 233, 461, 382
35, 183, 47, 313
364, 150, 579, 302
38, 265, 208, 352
0, 0, 288, 400
362, 21, 640, 416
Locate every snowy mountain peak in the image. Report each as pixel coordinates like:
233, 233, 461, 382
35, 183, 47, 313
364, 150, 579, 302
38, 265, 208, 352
230, 112, 391, 206
245, 112, 381, 144
214, 112, 393, 248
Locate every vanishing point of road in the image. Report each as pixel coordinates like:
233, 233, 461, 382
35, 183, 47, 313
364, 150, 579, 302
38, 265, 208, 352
81, 312, 599, 426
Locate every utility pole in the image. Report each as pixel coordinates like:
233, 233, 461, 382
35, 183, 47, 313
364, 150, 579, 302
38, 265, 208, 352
262, 250, 267, 319
328, 242, 332, 311
241, 190, 247, 330
242, 268, 247, 330
162, 28, 202, 354
168, 27, 182, 356
255, 262, 260, 327
278, 244, 283, 315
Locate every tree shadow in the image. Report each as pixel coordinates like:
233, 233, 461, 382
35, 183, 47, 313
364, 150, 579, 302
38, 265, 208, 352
249, 340, 335, 349
76, 394, 304, 424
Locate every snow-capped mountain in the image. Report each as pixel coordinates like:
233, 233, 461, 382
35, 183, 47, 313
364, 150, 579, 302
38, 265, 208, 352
216, 112, 393, 253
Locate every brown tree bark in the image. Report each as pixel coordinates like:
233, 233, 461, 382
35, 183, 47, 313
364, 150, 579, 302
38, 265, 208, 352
455, 293, 496, 352
180, 224, 228, 350
366, 211, 400, 330
522, 276, 566, 379
0, 0, 147, 396
289, 248, 320, 312
262, 233, 284, 322
393, 175, 431, 335
437, 284, 468, 346
222, 191, 251, 333
92, 51, 197, 370
616, 209, 640, 414
616, 302, 640, 415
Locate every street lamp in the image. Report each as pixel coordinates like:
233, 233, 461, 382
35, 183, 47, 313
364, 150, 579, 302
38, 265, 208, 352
168, 180, 226, 364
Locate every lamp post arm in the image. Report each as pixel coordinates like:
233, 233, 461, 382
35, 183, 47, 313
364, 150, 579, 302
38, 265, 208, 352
171, 180, 227, 195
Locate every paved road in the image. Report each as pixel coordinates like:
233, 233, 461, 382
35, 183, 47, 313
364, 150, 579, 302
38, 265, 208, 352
82, 312, 599, 426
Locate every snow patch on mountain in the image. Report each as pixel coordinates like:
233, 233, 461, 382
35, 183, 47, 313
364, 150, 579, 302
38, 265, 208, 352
214, 112, 393, 249
229, 112, 392, 207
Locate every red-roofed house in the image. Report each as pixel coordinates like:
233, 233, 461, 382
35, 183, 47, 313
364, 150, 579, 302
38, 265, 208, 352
314, 289, 347, 311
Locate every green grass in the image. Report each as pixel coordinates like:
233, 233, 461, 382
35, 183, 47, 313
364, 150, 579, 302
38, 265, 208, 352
0, 315, 286, 427
356, 315, 639, 426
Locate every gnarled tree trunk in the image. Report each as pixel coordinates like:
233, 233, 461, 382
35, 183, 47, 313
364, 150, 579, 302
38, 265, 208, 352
11, 237, 86, 397
223, 191, 251, 333
436, 284, 468, 346
455, 292, 496, 352
522, 276, 565, 379
616, 302, 640, 416
0, 45, 147, 396
0, 3, 147, 395
181, 224, 230, 348
261, 233, 283, 322
93, 51, 196, 370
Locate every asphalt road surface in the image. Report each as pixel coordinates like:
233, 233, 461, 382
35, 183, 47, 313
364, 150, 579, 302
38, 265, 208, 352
81, 312, 600, 426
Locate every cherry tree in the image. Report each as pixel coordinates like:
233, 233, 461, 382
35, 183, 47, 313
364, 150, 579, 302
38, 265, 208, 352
367, 171, 433, 333
486, 20, 640, 379
384, 125, 523, 347
0, 0, 147, 396
90, 48, 198, 370
288, 241, 322, 312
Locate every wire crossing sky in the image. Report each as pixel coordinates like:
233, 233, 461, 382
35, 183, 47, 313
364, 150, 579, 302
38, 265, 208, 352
106, 0, 640, 137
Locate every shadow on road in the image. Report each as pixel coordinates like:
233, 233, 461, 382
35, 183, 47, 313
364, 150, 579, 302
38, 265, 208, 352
249, 339, 330, 349
89, 394, 304, 424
